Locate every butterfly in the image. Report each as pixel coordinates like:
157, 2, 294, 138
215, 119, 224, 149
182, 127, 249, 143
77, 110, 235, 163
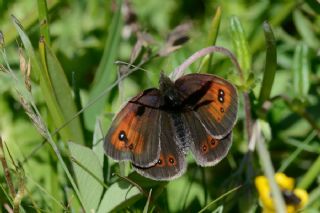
104, 72, 238, 180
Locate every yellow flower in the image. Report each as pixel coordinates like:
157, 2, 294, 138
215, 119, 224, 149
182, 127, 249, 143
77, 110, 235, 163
255, 173, 308, 213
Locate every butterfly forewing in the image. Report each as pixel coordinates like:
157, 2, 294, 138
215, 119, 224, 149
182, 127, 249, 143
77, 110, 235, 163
175, 73, 238, 139
104, 89, 162, 167
133, 111, 187, 180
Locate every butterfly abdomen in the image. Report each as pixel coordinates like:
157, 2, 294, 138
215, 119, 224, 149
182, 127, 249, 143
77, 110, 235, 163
170, 113, 191, 153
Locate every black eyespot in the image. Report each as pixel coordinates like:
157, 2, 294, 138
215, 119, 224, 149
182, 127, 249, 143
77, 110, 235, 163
136, 105, 145, 116
218, 89, 225, 103
220, 107, 224, 113
168, 157, 175, 164
211, 140, 216, 146
218, 96, 224, 103
157, 159, 163, 165
118, 130, 127, 141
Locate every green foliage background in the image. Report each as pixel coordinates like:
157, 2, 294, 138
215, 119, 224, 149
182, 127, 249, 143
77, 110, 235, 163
0, 0, 320, 212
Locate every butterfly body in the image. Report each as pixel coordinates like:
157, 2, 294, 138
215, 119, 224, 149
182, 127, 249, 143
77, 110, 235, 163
104, 73, 238, 180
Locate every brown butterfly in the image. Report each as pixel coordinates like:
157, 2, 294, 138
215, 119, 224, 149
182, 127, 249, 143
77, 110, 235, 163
104, 72, 238, 180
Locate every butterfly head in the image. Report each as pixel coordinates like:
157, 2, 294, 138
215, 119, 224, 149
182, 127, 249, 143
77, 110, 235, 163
159, 72, 183, 107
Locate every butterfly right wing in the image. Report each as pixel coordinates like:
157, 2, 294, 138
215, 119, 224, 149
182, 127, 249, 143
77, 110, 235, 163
104, 89, 162, 167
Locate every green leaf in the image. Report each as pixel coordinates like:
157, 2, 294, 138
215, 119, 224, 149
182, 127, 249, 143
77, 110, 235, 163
167, 176, 204, 212
97, 181, 142, 212
13, 16, 84, 144
84, 0, 123, 130
69, 142, 104, 212
292, 43, 310, 101
230, 16, 251, 80
38, 39, 85, 144
92, 118, 104, 166
258, 21, 277, 107
293, 10, 319, 48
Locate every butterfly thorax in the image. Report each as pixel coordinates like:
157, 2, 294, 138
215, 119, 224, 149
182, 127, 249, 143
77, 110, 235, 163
159, 73, 184, 109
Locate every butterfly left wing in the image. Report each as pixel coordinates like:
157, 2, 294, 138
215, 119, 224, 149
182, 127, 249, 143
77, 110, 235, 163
133, 111, 187, 180
175, 73, 238, 139
104, 89, 162, 167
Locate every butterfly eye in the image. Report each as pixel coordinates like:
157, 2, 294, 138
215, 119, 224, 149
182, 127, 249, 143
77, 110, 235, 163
218, 89, 225, 103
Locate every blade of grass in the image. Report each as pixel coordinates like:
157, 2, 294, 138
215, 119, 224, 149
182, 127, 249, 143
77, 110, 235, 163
84, 0, 123, 130
2, 0, 58, 46
1, 46, 85, 210
278, 130, 317, 172
298, 155, 320, 189
198, 185, 241, 213
258, 21, 277, 107
254, 120, 286, 213
198, 6, 221, 72
37, 0, 51, 45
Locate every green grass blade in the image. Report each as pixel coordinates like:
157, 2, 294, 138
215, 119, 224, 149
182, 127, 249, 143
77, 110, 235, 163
258, 21, 277, 107
292, 43, 310, 101
11, 15, 41, 81
84, 0, 123, 130
199, 6, 221, 72
37, 0, 51, 45
230, 16, 251, 80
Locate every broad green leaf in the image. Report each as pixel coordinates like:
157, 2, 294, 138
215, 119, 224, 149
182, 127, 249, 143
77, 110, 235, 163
84, 0, 123, 130
38, 40, 85, 144
230, 16, 251, 80
292, 43, 310, 101
97, 181, 142, 212
69, 142, 104, 212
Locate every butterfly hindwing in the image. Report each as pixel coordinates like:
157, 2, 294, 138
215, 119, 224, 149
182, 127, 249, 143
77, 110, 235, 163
104, 89, 162, 167
181, 111, 233, 166
133, 111, 187, 180
175, 73, 238, 139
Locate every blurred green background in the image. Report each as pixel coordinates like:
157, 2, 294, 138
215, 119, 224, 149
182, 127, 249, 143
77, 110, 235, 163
0, 0, 320, 212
